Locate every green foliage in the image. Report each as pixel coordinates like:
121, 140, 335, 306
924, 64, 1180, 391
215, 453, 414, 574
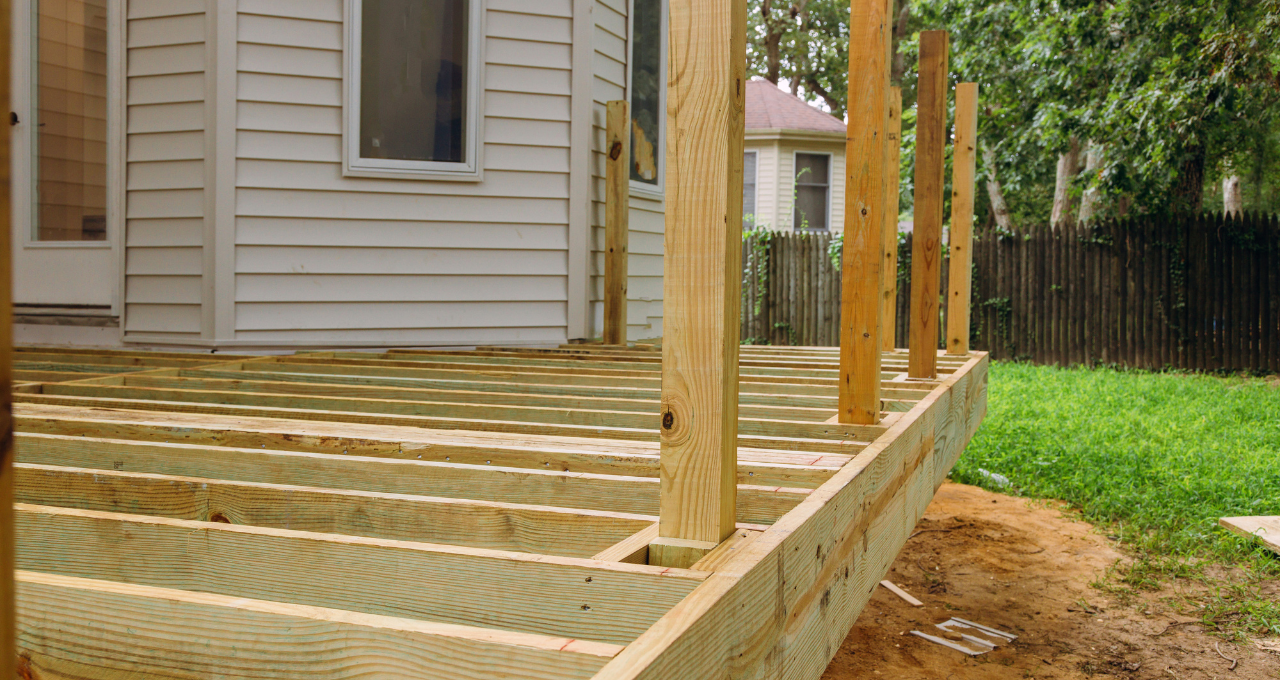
956, 363, 1280, 636
917, 0, 1280, 217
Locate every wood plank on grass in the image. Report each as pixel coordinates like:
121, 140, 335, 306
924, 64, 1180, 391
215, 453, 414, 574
1219, 516, 1280, 555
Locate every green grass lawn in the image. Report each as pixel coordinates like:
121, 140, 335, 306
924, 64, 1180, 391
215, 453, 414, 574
952, 362, 1280, 636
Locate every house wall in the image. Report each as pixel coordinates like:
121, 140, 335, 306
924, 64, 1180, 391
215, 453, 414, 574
122, 0, 207, 339
748, 135, 845, 233
589, 0, 663, 342
228, 0, 575, 345
119, 0, 658, 348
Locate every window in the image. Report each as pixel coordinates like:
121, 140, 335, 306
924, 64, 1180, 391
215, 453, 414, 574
629, 0, 663, 189
34, 0, 109, 241
345, 0, 483, 179
743, 150, 758, 227
793, 152, 830, 231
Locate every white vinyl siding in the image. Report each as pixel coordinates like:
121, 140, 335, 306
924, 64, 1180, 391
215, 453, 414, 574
231, 0, 575, 344
589, 0, 662, 341
773, 139, 845, 232
123, 1, 205, 337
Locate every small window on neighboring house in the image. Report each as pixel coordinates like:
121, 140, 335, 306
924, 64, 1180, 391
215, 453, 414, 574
794, 152, 830, 231
630, 0, 663, 189
345, 0, 483, 179
743, 150, 758, 227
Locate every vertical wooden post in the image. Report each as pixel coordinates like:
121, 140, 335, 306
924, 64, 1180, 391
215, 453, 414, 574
649, 0, 746, 569
908, 30, 948, 379
881, 87, 903, 352
0, 0, 14, 673
947, 82, 978, 354
837, 0, 892, 425
603, 100, 630, 345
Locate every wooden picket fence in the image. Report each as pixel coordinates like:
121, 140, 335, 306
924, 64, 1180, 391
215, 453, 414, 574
741, 212, 1280, 371
740, 230, 948, 349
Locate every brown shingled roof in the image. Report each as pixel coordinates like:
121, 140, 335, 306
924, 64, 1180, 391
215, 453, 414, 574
745, 79, 846, 133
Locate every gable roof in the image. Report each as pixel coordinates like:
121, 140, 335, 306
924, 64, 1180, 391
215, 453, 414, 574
745, 79, 846, 134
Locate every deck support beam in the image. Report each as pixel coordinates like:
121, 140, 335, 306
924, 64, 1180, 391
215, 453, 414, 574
881, 87, 903, 352
604, 100, 631, 346
837, 0, 893, 424
651, 0, 746, 567
908, 31, 949, 379
947, 83, 978, 355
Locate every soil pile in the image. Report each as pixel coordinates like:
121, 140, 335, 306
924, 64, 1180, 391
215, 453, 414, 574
823, 483, 1280, 679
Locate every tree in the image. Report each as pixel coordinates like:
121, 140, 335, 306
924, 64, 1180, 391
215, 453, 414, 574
918, 0, 1280, 219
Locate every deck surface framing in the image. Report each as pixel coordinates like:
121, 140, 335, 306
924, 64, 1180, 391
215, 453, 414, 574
11, 345, 986, 679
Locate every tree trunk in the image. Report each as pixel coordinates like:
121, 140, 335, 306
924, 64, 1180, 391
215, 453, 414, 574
891, 0, 910, 83
1050, 137, 1082, 228
1222, 175, 1243, 216
1077, 141, 1103, 224
760, 0, 784, 84
983, 146, 1014, 230
1172, 145, 1205, 215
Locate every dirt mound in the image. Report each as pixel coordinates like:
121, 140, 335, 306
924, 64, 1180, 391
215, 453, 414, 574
822, 483, 1280, 679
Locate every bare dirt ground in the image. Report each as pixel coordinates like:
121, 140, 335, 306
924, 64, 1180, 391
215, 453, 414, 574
822, 483, 1280, 680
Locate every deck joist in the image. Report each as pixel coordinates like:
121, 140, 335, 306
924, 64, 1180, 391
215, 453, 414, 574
11, 344, 987, 679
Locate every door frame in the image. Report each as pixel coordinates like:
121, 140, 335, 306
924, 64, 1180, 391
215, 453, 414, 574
10, 0, 126, 316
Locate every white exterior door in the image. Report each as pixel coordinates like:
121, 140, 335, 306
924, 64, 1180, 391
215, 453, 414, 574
10, 0, 120, 311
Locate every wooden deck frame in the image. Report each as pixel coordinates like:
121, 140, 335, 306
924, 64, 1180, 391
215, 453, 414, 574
11, 344, 986, 678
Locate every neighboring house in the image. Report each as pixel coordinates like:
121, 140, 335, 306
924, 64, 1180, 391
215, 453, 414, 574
11, 0, 667, 349
743, 79, 846, 233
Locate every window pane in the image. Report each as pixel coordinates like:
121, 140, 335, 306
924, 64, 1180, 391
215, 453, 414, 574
35, 0, 108, 241
795, 153, 829, 186
360, 0, 469, 164
743, 151, 757, 226
630, 0, 661, 184
795, 186, 829, 231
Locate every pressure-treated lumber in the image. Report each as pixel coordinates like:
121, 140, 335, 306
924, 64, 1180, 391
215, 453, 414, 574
909, 31, 950, 378
16, 571, 619, 680
16, 406, 847, 489
652, 0, 749, 563
16, 504, 705, 646
605, 100, 631, 345
593, 523, 660, 564
1219, 516, 1280, 556
947, 82, 979, 354
590, 352, 988, 679
14, 434, 806, 525
0, 0, 12, 670
838, 0, 893, 425
13, 462, 653, 558
882, 87, 904, 351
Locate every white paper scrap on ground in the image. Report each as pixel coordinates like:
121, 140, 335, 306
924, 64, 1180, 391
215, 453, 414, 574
879, 580, 923, 606
910, 617, 1017, 656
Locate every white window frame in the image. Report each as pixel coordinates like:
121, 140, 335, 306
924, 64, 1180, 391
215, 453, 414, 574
342, 0, 486, 181
792, 150, 833, 232
743, 149, 759, 226
626, 0, 666, 198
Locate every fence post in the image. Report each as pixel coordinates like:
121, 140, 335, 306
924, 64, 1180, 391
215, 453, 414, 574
836, 0, 892, 423
651, 0, 745, 568
603, 100, 630, 345
946, 82, 977, 355
909, 31, 948, 378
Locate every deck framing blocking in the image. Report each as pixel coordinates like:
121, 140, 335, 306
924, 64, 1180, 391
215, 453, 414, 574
10, 344, 986, 678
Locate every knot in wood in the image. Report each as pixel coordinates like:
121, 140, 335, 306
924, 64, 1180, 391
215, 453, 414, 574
662, 410, 674, 429
609, 141, 624, 161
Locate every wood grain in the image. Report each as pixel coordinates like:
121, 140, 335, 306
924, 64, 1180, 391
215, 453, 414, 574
947, 82, 978, 354
909, 31, 949, 378
16, 571, 618, 680
605, 100, 631, 345
15, 504, 703, 646
882, 87, 904, 352
0, 0, 12, 671
837, 0, 892, 424
656, 0, 746, 553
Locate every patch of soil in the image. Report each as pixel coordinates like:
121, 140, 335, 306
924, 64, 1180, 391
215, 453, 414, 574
822, 483, 1280, 680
